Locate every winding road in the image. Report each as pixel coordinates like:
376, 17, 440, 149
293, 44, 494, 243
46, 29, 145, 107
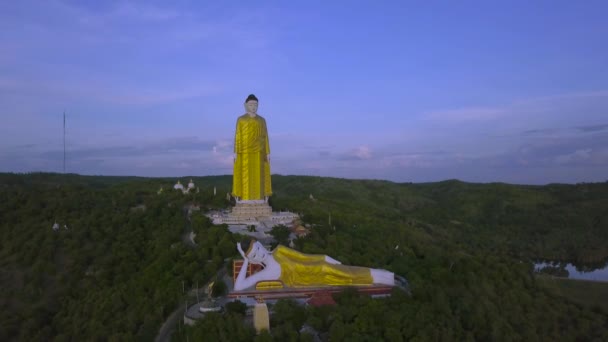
155, 207, 197, 342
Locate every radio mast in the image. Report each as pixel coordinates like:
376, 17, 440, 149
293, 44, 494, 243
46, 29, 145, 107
63, 111, 66, 173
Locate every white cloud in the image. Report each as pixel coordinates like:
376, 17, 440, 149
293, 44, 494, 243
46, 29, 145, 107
424, 107, 505, 122
352, 146, 372, 160
552, 148, 608, 166
555, 149, 592, 164
0, 0, 282, 107
422, 90, 608, 130
0, 73, 225, 106
211, 139, 234, 168
109, 2, 184, 22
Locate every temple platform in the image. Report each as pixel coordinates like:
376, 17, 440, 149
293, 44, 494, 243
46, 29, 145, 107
207, 202, 299, 233
227, 284, 395, 303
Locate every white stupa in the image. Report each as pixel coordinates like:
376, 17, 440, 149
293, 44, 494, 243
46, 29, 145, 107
174, 180, 184, 191
188, 179, 195, 190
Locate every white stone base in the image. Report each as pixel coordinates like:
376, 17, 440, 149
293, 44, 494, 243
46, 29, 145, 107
207, 204, 299, 231
231, 202, 273, 219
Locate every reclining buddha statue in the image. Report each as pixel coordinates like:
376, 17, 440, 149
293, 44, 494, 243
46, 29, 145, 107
234, 240, 395, 291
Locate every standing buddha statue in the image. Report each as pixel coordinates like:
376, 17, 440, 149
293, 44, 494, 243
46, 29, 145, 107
232, 94, 272, 202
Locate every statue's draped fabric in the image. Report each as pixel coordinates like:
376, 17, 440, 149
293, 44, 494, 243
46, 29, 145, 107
273, 246, 373, 287
232, 114, 272, 200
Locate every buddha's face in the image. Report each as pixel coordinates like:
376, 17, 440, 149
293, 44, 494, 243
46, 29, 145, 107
245, 100, 258, 115
247, 241, 269, 265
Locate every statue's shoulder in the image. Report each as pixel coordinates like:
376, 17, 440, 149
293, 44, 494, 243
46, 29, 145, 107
237, 114, 265, 122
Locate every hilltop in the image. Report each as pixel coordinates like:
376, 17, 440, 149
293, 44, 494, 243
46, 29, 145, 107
0, 172, 607, 340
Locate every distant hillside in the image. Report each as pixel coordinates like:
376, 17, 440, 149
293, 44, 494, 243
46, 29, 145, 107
269, 176, 608, 265
1, 172, 607, 341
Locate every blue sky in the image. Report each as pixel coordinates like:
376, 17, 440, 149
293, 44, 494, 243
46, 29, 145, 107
1, 0, 607, 184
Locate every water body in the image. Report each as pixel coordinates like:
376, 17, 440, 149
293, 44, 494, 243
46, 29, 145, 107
534, 261, 608, 282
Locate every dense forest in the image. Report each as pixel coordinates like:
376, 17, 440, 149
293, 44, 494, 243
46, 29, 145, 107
1, 172, 607, 341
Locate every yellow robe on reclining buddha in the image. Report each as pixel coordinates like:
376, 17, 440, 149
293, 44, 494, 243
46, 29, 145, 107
232, 114, 272, 200
272, 245, 373, 287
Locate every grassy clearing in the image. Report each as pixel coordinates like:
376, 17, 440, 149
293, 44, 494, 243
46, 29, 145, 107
536, 275, 608, 312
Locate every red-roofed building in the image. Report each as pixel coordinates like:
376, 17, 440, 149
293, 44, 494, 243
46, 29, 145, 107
292, 225, 310, 238
306, 291, 336, 307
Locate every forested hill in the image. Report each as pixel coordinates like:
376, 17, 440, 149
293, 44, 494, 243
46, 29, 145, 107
1, 172, 607, 341
270, 176, 608, 265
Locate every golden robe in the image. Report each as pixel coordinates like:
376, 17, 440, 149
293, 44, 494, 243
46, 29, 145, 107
232, 114, 272, 200
273, 246, 373, 287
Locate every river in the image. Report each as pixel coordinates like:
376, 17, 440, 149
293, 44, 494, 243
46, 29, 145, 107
534, 261, 608, 282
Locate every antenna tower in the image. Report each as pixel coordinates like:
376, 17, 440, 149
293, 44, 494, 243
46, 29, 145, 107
63, 111, 66, 173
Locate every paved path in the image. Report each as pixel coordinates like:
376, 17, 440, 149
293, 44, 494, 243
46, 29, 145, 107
156, 210, 195, 342
155, 264, 230, 342
155, 303, 185, 342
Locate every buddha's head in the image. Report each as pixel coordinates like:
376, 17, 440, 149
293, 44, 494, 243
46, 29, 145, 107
244, 94, 258, 115
243, 239, 270, 265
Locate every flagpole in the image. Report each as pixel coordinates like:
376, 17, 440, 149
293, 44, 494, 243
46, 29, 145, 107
63, 111, 66, 173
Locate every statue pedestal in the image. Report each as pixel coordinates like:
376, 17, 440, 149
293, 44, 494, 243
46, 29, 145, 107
206, 202, 299, 231
231, 202, 273, 219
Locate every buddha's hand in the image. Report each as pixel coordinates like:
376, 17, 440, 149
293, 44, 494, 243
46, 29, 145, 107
325, 256, 341, 265
237, 243, 248, 261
